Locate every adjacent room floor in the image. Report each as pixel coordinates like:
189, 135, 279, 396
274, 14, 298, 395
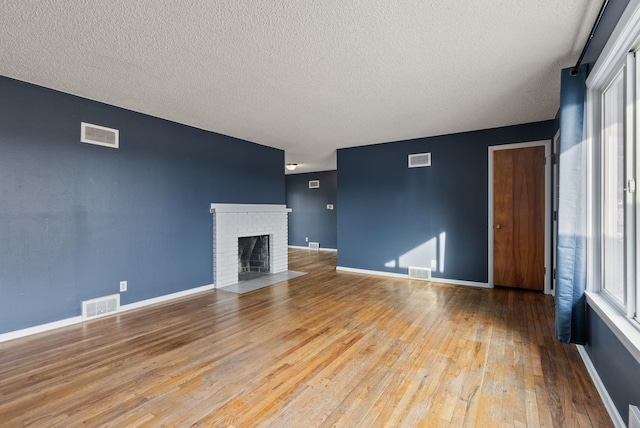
0, 249, 611, 427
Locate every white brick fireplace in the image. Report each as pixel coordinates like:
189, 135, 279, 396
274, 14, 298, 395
210, 204, 291, 288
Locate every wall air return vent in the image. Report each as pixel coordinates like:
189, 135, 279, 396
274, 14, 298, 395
82, 294, 120, 321
309, 242, 320, 250
81, 122, 119, 148
309, 180, 320, 189
408, 266, 431, 281
408, 153, 431, 168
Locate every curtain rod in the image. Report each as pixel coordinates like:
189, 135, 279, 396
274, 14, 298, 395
571, 0, 610, 76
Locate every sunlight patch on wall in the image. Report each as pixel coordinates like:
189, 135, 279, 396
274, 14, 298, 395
439, 232, 446, 273
385, 233, 446, 272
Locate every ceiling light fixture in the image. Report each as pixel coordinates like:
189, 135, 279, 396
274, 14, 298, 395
286, 163, 297, 171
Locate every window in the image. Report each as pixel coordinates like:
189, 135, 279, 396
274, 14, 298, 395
586, 1, 640, 365
589, 51, 638, 323
600, 66, 628, 308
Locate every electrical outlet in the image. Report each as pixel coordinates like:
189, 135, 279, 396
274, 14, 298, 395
305, 237, 308, 242
430, 260, 437, 269
120, 281, 127, 292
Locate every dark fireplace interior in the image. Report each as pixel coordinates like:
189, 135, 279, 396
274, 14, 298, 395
238, 235, 270, 281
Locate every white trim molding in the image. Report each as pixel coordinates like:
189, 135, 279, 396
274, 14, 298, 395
587, 0, 640, 89
210, 203, 292, 214
0, 316, 83, 343
336, 266, 490, 288
119, 284, 215, 313
336, 266, 408, 279
576, 345, 626, 428
288, 245, 337, 252
0, 283, 215, 344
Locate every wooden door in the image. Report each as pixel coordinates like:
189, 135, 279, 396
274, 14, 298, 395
493, 146, 545, 290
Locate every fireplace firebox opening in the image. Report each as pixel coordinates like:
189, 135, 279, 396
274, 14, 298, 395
238, 235, 270, 281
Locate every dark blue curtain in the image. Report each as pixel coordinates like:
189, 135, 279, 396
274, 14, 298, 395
555, 64, 588, 344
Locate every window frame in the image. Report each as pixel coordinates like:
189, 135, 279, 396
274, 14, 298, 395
585, 0, 640, 365
599, 64, 628, 311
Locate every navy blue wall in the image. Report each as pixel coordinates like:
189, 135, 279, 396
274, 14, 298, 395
585, 307, 640, 426
337, 121, 555, 281
286, 170, 337, 249
0, 76, 284, 334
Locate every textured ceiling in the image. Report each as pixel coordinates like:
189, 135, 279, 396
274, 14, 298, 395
0, 1, 601, 174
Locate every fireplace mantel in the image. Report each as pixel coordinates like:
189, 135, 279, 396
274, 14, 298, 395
210, 204, 291, 287
210, 204, 292, 214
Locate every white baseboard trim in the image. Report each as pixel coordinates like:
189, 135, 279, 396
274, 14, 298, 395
0, 283, 215, 344
289, 245, 337, 252
576, 345, 625, 428
430, 277, 492, 288
0, 316, 83, 343
119, 283, 215, 313
336, 266, 408, 279
335, 266, 490, 288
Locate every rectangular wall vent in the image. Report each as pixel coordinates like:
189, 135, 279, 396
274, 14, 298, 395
630, 406, 640, 428
309, 242, 320, 250
408, 266, 432, 280
309, 180, 320, 189
81, 122, 119, 149
408, 153, 431, 168
82, 294, 120, 321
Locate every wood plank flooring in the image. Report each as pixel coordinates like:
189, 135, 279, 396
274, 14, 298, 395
0, 249, 611, 427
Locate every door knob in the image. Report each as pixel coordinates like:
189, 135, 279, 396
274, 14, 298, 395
495, 224, 501, 229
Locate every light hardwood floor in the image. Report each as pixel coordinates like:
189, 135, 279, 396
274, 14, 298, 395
0, 249, 611, 427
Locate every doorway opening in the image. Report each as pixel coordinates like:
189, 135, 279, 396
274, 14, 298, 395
488, 140, 551, 293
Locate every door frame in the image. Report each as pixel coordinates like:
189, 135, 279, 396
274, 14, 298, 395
488, 139, 552, 294
552, 130, 559, 296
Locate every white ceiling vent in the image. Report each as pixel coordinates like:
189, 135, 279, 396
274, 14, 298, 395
408, 266, 432, 281
309, 180, 320, 189
81, 122, 119, 149
408, 153, 431, 168
82, 294, 120, 321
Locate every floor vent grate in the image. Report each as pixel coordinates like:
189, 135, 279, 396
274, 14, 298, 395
82, 294, 120, 321
408, 266, 432, 280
